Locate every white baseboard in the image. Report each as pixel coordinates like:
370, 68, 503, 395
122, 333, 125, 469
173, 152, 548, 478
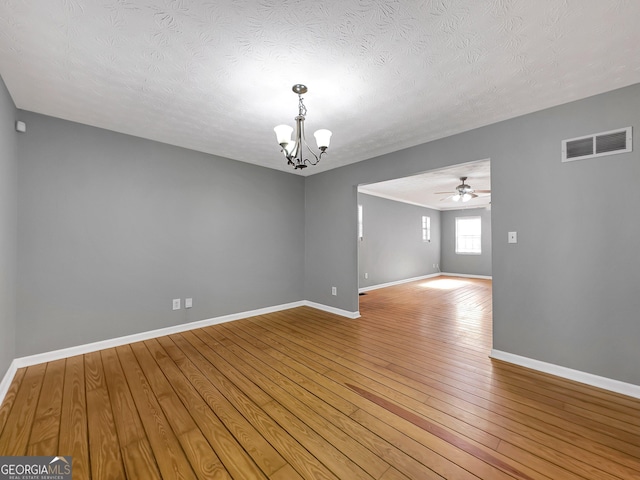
359, 273, 441, 293
0, 360, 18, 409
303, 301, 360, 319
490, 349, 640, 399
0, 299, 359, 406
441, 272, 492, 280
10, 301, 307, 370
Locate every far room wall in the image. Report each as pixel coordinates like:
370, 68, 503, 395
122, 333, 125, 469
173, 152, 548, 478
357, 193, 441, 288
441, 207, 492, 277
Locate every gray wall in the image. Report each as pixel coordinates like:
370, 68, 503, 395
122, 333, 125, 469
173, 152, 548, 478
0, 77, 17, 376
305, 83, 640, 385
16, 112, 305, 357
357, 193, 440, 288
441, 208, 492, 276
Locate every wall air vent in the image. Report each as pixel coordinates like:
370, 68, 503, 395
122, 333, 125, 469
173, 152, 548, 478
562, 127, 632, 162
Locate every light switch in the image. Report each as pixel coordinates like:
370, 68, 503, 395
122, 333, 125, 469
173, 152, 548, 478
508, 231, 517, 244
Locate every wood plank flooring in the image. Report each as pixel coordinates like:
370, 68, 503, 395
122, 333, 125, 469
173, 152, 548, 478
1, 277, 639, 479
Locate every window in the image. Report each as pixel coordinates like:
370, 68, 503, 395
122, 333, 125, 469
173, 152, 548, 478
358, 204, 363, 240
455, 216, 481, 254
421, 215, 431, 242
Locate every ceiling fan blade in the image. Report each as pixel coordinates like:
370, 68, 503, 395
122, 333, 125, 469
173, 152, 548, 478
434, 192, 453, 195
439, 195, 454, 201
474, 189, 491, 193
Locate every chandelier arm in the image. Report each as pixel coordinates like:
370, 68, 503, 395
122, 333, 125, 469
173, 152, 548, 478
303, 142, 320, 165
304, 149, 320, 166
279, 146, 294, 165
298, 118, 318, 165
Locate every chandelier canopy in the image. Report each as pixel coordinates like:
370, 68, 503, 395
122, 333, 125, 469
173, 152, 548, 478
274, 84, 332, 170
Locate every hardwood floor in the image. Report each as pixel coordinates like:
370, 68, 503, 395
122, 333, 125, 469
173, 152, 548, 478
1, 277, 639, 479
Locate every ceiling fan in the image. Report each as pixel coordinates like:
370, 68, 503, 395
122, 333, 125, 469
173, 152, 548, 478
435, 177, 491, 203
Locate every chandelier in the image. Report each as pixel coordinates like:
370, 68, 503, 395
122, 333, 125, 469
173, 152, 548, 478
274, 84, 332, 170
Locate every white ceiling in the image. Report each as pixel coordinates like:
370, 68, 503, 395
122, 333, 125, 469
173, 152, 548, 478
359, 159, 491, 211
1, 1, 639, 176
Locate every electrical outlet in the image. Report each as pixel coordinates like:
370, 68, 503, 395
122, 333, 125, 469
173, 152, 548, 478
185, 298, 193, 308
172, 298, 181, 310
364, 273, 368, 279
331, 286, 337, 296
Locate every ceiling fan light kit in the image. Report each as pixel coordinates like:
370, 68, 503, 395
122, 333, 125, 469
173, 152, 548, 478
274, 84, 332, 170
452, 192, 473, 202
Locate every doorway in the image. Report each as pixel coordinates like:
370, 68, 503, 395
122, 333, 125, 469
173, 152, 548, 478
356, 159, 492, 310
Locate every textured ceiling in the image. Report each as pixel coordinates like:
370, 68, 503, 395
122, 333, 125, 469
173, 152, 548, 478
1, 1, 639, 175
359, 159, 491, 211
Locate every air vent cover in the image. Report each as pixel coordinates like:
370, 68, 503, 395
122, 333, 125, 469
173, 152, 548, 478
562, 127, 632, 162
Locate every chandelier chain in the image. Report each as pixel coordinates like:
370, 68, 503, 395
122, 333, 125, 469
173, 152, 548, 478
298, 94, 307, 118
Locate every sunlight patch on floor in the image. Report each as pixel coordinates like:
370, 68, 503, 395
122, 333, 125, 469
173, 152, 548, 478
419, 278, 469, 290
